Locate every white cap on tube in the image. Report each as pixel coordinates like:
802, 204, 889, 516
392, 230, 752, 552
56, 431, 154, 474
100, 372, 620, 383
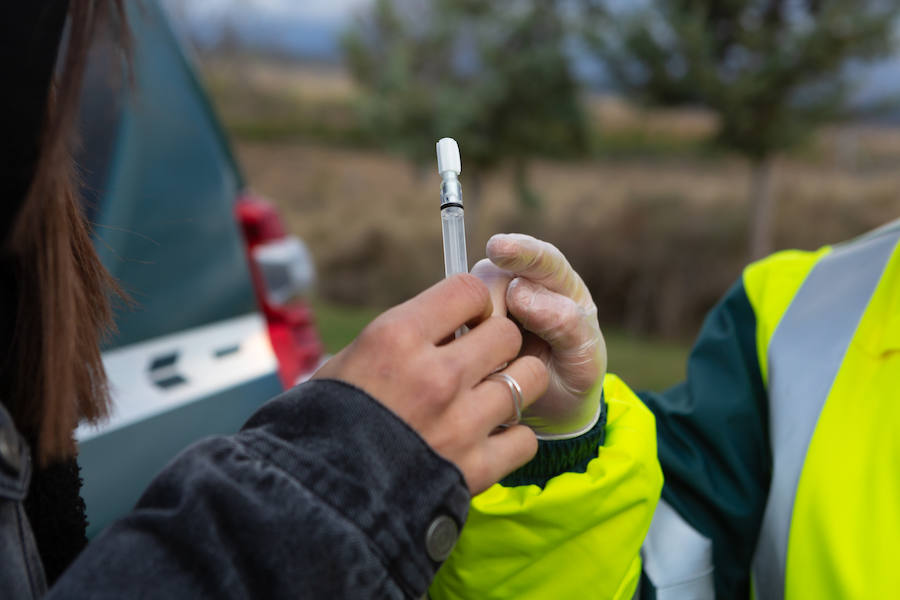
436, 137, 461, 175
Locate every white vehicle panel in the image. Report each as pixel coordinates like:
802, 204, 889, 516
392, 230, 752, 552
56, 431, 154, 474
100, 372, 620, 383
76, 312, 277, 442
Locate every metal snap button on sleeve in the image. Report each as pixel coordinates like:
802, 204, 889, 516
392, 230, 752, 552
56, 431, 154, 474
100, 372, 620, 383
425, 515, 459, 562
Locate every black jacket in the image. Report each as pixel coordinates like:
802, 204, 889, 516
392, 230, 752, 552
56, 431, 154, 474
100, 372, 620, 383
0, 379, 469, 599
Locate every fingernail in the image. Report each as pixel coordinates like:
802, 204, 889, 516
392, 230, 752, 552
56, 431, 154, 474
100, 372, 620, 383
486, 234, 510, 254
508, 277, 537, 305
489, 236, 527, 267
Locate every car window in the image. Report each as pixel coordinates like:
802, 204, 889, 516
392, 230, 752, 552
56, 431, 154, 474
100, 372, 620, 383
80, 2, 258, 349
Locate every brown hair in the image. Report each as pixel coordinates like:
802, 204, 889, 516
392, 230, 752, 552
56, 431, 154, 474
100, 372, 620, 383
4, 1, 128, 464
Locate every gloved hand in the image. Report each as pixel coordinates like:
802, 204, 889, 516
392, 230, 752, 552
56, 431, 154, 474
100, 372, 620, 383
470, 233, 606, 440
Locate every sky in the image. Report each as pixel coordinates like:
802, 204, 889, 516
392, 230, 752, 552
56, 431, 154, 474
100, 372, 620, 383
168, 0, 372, 22
162, 0, 373, 60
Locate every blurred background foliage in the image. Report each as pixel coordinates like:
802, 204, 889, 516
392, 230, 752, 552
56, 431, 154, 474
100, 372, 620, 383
584, 0, 900, 258
342, 0, 589, 210
178, 0, 900, 389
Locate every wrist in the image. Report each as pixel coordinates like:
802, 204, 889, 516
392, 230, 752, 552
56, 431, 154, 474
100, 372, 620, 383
523, 371, 606, 440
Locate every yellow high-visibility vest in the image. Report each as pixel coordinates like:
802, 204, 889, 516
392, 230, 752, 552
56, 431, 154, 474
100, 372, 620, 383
430, 375, 662, 599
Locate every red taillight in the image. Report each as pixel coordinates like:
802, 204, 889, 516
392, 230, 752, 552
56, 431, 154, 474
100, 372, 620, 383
236, 192, 323, 388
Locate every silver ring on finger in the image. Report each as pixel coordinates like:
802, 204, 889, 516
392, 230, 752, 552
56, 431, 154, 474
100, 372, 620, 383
486, 372, 523, 426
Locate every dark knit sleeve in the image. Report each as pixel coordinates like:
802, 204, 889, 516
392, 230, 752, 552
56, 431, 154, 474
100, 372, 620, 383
500, 392, 607, 488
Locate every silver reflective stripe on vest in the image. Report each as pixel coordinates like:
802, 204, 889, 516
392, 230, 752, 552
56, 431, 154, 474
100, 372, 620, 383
752, 229, 899, 599
642, 499, 715, 600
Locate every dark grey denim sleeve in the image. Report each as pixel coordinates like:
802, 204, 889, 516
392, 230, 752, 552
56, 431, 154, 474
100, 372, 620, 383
0, 404, 47, 600
49, 379, 470, 599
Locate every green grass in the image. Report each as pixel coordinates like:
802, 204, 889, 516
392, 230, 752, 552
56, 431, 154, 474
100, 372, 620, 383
603, 328, 690, 393
590, 128, 717, 161
311, 299, 691, 393
311, 299, 381, 355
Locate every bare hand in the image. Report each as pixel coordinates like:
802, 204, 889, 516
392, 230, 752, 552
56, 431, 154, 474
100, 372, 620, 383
314, 274, 549, 494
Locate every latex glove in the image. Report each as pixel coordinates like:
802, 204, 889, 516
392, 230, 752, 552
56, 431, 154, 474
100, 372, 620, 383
470, 234, 606, 440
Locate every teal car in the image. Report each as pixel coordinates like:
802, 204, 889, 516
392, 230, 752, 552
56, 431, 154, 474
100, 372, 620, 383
75, 1, 323, 537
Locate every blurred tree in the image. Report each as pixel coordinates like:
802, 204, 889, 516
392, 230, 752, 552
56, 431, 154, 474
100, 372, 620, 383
582, 0, 900, 258
342, 0, 589, 216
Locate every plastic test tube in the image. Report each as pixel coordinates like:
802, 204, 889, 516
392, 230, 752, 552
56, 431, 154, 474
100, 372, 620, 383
436, 138, 468, 337
436, 138, 468, 278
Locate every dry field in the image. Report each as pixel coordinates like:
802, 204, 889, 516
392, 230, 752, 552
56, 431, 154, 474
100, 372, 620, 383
209, 58, 900, 335
237, 139, 900, 336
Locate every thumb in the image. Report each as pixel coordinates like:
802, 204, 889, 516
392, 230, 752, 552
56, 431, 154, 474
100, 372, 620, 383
506, 277, 585, 347
471, 258, 513, 318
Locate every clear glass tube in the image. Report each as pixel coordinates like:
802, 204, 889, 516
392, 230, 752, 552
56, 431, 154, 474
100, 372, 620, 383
438, 162, 467, 336
441, 206, 468, 278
